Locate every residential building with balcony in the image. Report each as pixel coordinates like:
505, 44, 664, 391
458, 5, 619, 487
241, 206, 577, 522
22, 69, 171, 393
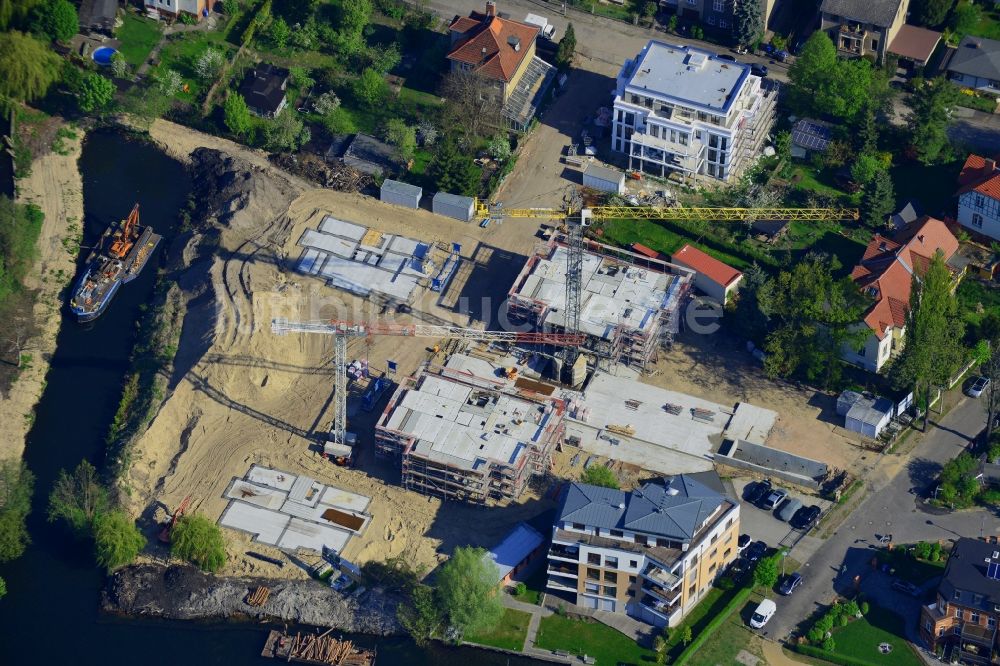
545, 471, 740, 628
612, 41, 776, 183
921, 538, 1000, 664
657, 0, 778, 38
819, 0, 910, 63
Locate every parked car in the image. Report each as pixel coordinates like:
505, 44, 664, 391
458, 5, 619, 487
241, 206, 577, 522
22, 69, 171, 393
717, 53, 737, 62
729, 556, 751, 581
750, 599, 777, 628
761, 488, 787, 510
744, 480, 772, 505
746, 540, 768, 562
773, 50, 790, 62
779, 572, 803, 595
737, 534, 752, 554
891, 579, 921, 597
791, 505, 822, 530
750, 63, 768, 78
968, 376, 990, 398
777, 498, 803, 522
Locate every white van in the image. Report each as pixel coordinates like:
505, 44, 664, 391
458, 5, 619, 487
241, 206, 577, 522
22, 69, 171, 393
749, 599, 777, 629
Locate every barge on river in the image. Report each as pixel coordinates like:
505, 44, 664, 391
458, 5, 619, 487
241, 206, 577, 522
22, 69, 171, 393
69, 203, 161, 322
261, 629, 376, 666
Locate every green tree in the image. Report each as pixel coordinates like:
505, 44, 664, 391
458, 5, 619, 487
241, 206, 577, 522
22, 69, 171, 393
820, 58, 874, 122
73, 72, 115, 113
787, 32, 838, 114
223, 93, 253, 138
893, 253, 966, 431
47, 460, 109, 536
908, 78, 958, 165
428, 133, 479, 196
288, 66, 314, 89
171, 513, 227, 572
951, 1, 982, 37
334, 0, 372, 56
753, 553, 780, 588
262, 108, 310, 151
397, 583, 442, 645
384, 118, 416, 161
580, 464, 620, 489
28, 0, 78, 42
850, 153, 882, 186
556, 22, 576, 69
728, 263, 771, 345
981, 340, 1000, 445
194, 48, 224, 81
0, 576, 6, 599
733, 0, 763, 49
681, 625, 693, 645
861, 167, 895, 228
93, 510, 146, 572
110, 51, 130, 79
368, 42, 401, 75
354, 68, 386, 107
435, 546, 504, 636
0, 459, 35, 562
760, 255, 869, 387
487, 134, 512, 162
269, 17, 291, 48
913, 0, 953, 27
855, 102, 878, 153
654, 635, 668, 665
0, 31, 62, 105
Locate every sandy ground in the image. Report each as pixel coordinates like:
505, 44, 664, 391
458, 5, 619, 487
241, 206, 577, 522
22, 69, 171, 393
126, 120, 559, 580
0, 128, 84, 461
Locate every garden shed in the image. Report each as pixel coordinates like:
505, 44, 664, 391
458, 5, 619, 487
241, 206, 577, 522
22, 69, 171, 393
844, 394, 894, 439
582, 163, 626, 194
432, 192, 476, 222
380, 180, 422, 209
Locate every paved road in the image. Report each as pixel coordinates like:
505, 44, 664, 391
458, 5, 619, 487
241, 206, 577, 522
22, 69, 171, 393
767, 393, 998, 640
421, 0, 791, 81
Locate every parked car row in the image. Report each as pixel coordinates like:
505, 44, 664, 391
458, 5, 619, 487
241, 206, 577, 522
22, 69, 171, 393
743, 480, 822, 530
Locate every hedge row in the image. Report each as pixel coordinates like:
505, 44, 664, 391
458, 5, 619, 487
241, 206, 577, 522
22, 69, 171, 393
673, 586, 753, 666
793, 643, 881, 666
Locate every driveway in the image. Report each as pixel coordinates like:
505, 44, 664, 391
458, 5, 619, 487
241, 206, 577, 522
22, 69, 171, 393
766, 394, 998, 641
729, 478, 829, 565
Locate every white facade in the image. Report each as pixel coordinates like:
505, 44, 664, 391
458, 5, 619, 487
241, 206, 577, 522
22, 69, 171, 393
841, 324, 897, 373
958, 190, 1000, 240
950, 71, 1000, 96
612, 41, 775, 183
144, 0, 206, 18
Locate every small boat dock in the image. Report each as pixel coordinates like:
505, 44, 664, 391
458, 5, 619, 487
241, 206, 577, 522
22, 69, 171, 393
261, 629, 375, 666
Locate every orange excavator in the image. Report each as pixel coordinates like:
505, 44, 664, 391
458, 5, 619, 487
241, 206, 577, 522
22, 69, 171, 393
109, 204, 140, 259
158, 495, 192, 543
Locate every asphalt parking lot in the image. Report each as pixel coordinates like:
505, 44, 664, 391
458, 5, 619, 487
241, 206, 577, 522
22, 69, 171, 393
726, 478, 830, 564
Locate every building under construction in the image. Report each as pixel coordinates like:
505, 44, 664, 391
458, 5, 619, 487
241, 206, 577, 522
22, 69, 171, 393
374, 361, 567, 505
507, 237, 694, 369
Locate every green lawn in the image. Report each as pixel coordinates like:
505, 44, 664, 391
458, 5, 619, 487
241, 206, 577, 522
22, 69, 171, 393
958, 278, 1000, 328
954, 5, 1000, 41
535, 614, 655, 666
599, 218, 752, 269
830, 606, 923, 666
889, 160, 964, 218
157, 30, 235, 103
686, 594, 764, 666
790, 165, 856, 202
511, 566, 547, 606
117, 14, 162, 67
464, 607, 532, 652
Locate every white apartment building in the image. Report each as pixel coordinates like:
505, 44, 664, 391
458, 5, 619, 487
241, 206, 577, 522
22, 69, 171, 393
546, 472, 740, 627
612, 41, 776, 183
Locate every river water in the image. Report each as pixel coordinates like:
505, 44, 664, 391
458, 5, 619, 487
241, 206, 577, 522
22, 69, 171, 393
0, 130, 542, 665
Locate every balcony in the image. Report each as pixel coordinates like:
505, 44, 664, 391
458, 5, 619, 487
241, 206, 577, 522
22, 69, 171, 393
631, 130, 703, 158
548, 544, 579, 562
642, 564, 681, 589
640, 593, 678, 619
547, 574, 578, 593
642, 583, 682, 607
547, 562, 578, 577
552, 529, 681, 568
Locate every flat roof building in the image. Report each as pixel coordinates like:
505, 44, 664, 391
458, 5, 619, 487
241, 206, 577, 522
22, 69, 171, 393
612, 41, 776, 183
374, 363, 567, 505
507, 237, 693, 369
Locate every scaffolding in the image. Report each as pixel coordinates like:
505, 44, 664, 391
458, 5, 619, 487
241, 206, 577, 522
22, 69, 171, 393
507, 237, 694, 370
374, 364, 567, 505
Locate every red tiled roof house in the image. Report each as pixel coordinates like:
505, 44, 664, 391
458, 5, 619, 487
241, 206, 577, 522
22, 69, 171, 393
671, 244, 743, 304
447, 2, 540, 107
845, 216, 960, 372
956, 153, 1000, 241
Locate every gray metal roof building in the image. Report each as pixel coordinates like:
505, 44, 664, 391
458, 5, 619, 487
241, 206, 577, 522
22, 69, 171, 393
557, 472, 727, 542
583, 163, 626, 194
948, 36, 1000, 81
380, 179, 422, 209
432, 192, 476, 222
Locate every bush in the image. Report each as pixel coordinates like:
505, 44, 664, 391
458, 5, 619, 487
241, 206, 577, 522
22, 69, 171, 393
323, 107, 356, 135
171, 514, 226, 572
514, 581, 527, 596
93, 510, 146, 572
673, 587, 752, 666
581, 464, 619, 489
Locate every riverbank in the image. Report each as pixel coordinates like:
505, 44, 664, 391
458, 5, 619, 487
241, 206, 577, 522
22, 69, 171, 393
102, 562, 403, 635
0, 125, 84, 461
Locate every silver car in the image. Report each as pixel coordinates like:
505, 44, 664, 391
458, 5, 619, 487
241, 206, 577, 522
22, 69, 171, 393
969, 376, 991, 398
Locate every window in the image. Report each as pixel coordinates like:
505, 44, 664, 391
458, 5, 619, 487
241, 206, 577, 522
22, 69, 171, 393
972, 611, 981, 624
588, 553, 601, 565
990, 617, 997, 629
710, 534, 718, 545
572, 523, 585, 531
706, 15, 716, 25
709, 134, 718, 148
689, 584, 697, 597
604, 585, 617, 597
585, 582, 599, 593
678, 134, 688, 146
605, 557, 619, 568
708, 149, 718, 162
656, 538, 670, 547
605, 571, 618, 583
723, 548, 732, 558
707, 164, 717, 177
925, 620, 932, 633
615, 140, 621, 152
631, 94, 640, 104
629, 575, 637, 585
938, 627, 946, 637
627, 587, 635, 598
617, 109, 624, 122
726, 518, 734, 529
690, 553, 699, 565
587, 568, 600, 581
870, 39, 878, 51
625, 112, 635, 126
720, 137, 728, 150
635, 535, 647, 546
610, 529, 623, 539
686, 0, 696, 4
630, 560, 638, 568
973, 213, 984, 228
650, 125, 660, 139
719, 18, 728, 28
976, 195, 985, 208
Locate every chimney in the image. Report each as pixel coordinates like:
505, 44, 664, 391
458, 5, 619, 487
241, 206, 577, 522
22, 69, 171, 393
917, 234, 925, 244
485, 0, 496, 17
508, 35, 520, 51
987, 158, 997, 173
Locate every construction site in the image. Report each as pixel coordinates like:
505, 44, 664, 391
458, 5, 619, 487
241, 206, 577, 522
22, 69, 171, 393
506, 236, 694, 369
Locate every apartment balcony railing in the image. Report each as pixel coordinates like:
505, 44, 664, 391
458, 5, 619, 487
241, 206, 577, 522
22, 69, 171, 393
641, 565, 681, 590
546, 574, 577, 593
639, 593, 678, 619
548, 544, 579, 561
547, 562, 578, 577
642, 584, 682, 607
